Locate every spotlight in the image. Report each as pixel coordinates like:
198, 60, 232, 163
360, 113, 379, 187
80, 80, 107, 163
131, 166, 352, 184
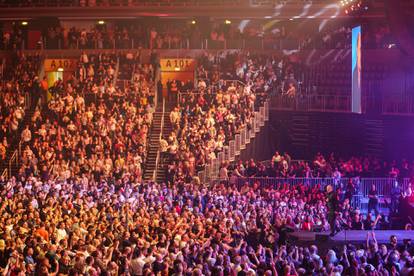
21, 21, 28, 26
225, 20, 231, 25
191, 20, 196, 24
98, 20, 105, 25
57, 67, 64, 72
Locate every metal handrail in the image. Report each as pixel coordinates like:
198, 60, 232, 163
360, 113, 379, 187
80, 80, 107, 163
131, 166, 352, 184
178, 79, 246, 102
213, 177, 411, 191
18, 141, 22, 159
48, 158, 56, 176
39, 37, 304, 51
153, 98, 166, 181
112, 56, 120, 87
197, 93, 269, 183
8, 151, 17, 178
1, 168, 7, 179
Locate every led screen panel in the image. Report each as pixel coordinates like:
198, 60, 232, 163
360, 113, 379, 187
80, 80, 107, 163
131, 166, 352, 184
352, 26, 362, 113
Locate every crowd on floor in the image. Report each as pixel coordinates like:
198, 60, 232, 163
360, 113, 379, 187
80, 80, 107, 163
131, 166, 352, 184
0, 174, 413, 275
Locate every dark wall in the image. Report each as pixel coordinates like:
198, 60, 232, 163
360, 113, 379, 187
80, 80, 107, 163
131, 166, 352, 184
241, 110, 414, 162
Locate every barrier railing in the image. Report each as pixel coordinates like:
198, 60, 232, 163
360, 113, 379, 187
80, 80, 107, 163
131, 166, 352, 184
197, 99, 269, 183
1, 168, 7, 179
8, 151, 17, 178
177, 91, 217, 105
41, 37, 299, 51
177, 80, 244, 103
271, 94, 352, 113
382, 95, 414, 115
212, 177, 412, 211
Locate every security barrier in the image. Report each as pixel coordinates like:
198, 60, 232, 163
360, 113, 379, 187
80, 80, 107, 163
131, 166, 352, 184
210, 177, 412, 212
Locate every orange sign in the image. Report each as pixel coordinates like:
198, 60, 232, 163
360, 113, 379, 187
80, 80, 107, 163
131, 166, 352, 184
160, 59, 196, 72
44, 59, 78, 72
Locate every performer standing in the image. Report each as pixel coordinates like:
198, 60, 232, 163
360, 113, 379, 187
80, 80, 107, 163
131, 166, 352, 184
326, 185, 339, 236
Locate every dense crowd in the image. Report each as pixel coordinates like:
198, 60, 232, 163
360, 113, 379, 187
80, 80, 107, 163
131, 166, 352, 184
42, 22, 262, 50
0, 53, 41, 163
161, 52, 300, 183
40, 22, 356, 51
1, 172, 414, 275
0, 44, 413, 275
300, 22, 396, 50
1, 17, 397, 52
14, 52, 156, 184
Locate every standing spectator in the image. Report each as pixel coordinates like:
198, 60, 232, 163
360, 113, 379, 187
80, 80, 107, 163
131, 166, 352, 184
390, 181, 401, 214
21, 125, 31, 146
368, 183, 379, 216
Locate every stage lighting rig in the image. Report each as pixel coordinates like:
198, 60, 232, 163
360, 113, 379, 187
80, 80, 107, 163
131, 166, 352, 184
342, 0, 370, 16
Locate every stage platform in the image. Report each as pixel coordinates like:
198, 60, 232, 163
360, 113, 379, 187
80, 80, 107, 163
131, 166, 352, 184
289, 230, 413, 243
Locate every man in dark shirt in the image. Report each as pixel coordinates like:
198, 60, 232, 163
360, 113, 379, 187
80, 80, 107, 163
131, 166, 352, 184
363, 213, 374, 230
0, 239, 11, 271
326, 185, 339, 236
351, 214, 364, 230
368, 184, 379, 216
246, 160, 259, 177
390, 181, 401, 215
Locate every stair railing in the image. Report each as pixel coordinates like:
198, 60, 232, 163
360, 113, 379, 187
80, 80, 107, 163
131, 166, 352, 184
113, 56, 120, 87
18, 141, 22, 158
153, 98, 165, 181
1, 168, 7, 179
198, 98, 270, 183
8, 150, 17, 178
48, 158, 56, 176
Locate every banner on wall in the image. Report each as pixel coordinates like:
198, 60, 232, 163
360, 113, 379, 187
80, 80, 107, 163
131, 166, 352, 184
44, 59, 78, 72
160, 59, 196, 72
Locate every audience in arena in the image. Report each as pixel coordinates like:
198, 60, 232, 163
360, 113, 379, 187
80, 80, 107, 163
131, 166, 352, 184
0, 34, 411, 275
162, 52, 292, 183
2, 18, 395, 51
14, 52, 155, 184
0, 173, 413, 275
0, 53, 41, 164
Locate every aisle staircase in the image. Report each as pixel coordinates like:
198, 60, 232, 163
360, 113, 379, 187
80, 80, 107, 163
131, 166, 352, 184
143, 101, 174, 182
155, 104, 173, 183
143, 103, 164, 181
0, 105, 37, 178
